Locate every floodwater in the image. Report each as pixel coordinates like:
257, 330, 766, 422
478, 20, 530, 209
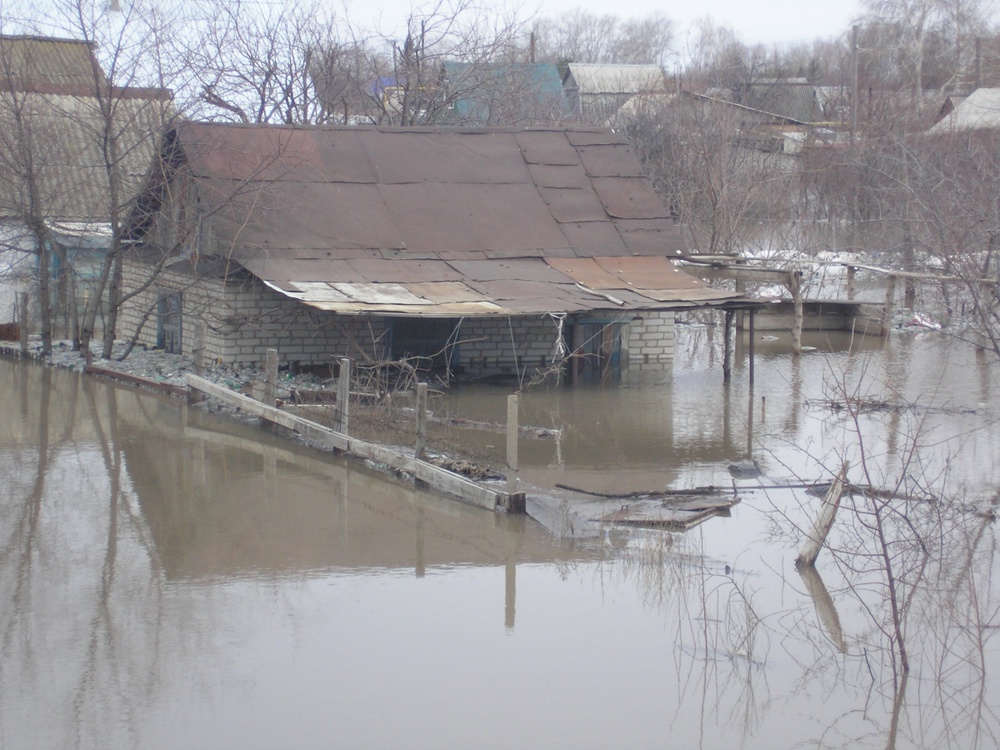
2, 327, 1000, 750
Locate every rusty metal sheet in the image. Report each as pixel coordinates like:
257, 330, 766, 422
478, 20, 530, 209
592, 256, 704, 289
513, 130, 580, 165
618, 228, 687, 256
302, 299, 505, 316
286, 281, 353, 302
556, 222, 629, 257
446, 258, 573, 283
380, 182, 568, 255
242, 257, 365, 284
357, 129, 531, 184
401, 281, 491, 303
527, 163, 591, 189
577, 144, 645, 178
208, 179, 405, 253
347, 258, 461, 283
544, 258, 615, 289
183, 124, 326, 183
590, 176, 669, 219
537, 186, 608, 223
634, 287, 740, 303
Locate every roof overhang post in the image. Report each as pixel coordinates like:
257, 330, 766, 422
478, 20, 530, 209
787, 271, 804, 355
723, 309, 734, 383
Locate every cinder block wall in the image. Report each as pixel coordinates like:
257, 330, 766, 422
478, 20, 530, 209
120, 263, 677, 378
119, 262, 388, 367
457, 315, 565, 381
622, 311, 675, 368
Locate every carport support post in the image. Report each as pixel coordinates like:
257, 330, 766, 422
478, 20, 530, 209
192, 322, 206, 376
723, 310, 734, 383
883, 275, 897, 335
506, 394, 519, 495
415, 382, 428, 461
790, 271, 803, 355
748, 308, 756, 386
263, 348, 278, 407
337, 357, 350, 434
17, 292, 28, 355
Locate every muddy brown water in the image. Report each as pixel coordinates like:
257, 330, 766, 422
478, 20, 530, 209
2, 328, 999, 749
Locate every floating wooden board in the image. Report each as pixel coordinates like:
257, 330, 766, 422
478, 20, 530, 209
595, 496, 740, 531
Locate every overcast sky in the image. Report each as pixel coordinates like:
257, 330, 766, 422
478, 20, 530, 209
358, 0, 863, 50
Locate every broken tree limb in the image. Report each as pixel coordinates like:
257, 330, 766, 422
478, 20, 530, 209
796, 463, 848, 567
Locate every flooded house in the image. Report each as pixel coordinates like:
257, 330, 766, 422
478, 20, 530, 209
119, 123, 751, 385
0, 34, 171, 333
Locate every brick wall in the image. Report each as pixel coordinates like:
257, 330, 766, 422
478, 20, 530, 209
621, 311, 675, 383
457, 315, 565, 381
119, 261, 389, 367
119, 262, 677, 378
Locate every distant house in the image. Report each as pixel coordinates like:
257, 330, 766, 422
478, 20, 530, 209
440, 62, 570, 125
930, 88, 1000, 132
120, 123, 749, 385
675, 90, 849, 159
720, 78, 824, 124
562, 64, 667, 122
0, 34, 171, 330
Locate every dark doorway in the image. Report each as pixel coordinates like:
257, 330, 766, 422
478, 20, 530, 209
570, 319, 622, 385
390, 318, 459, 372
157, 292, 182, 354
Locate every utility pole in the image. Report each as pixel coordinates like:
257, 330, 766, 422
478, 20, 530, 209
850, 24, 859, 147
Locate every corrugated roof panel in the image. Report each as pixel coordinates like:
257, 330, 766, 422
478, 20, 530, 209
566, 64, 665, 96
536, 186, 608, 223
590, 176, 669, 219
513, 130, 580, 165
0, 36, 100, 88
0, 91, 167, 222
332, 282, 433, 306
287, 281, 353, 301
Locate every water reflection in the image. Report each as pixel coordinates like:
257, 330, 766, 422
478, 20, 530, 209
1, 328, 999, 749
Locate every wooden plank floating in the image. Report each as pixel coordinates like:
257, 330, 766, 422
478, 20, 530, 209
595, 496, 740, 531
185, 374, 525, 514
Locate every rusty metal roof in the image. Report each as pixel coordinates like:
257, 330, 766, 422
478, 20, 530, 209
166, 123, 743, 315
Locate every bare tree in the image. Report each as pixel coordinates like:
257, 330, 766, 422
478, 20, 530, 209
531, 11, 673, 66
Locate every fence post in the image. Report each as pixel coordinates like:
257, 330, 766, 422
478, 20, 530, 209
796, 463, 848, 567
263, 348, 278, 407
336, 357, 350, 434
506, 394, 519, 495
415, 382, 428, 461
